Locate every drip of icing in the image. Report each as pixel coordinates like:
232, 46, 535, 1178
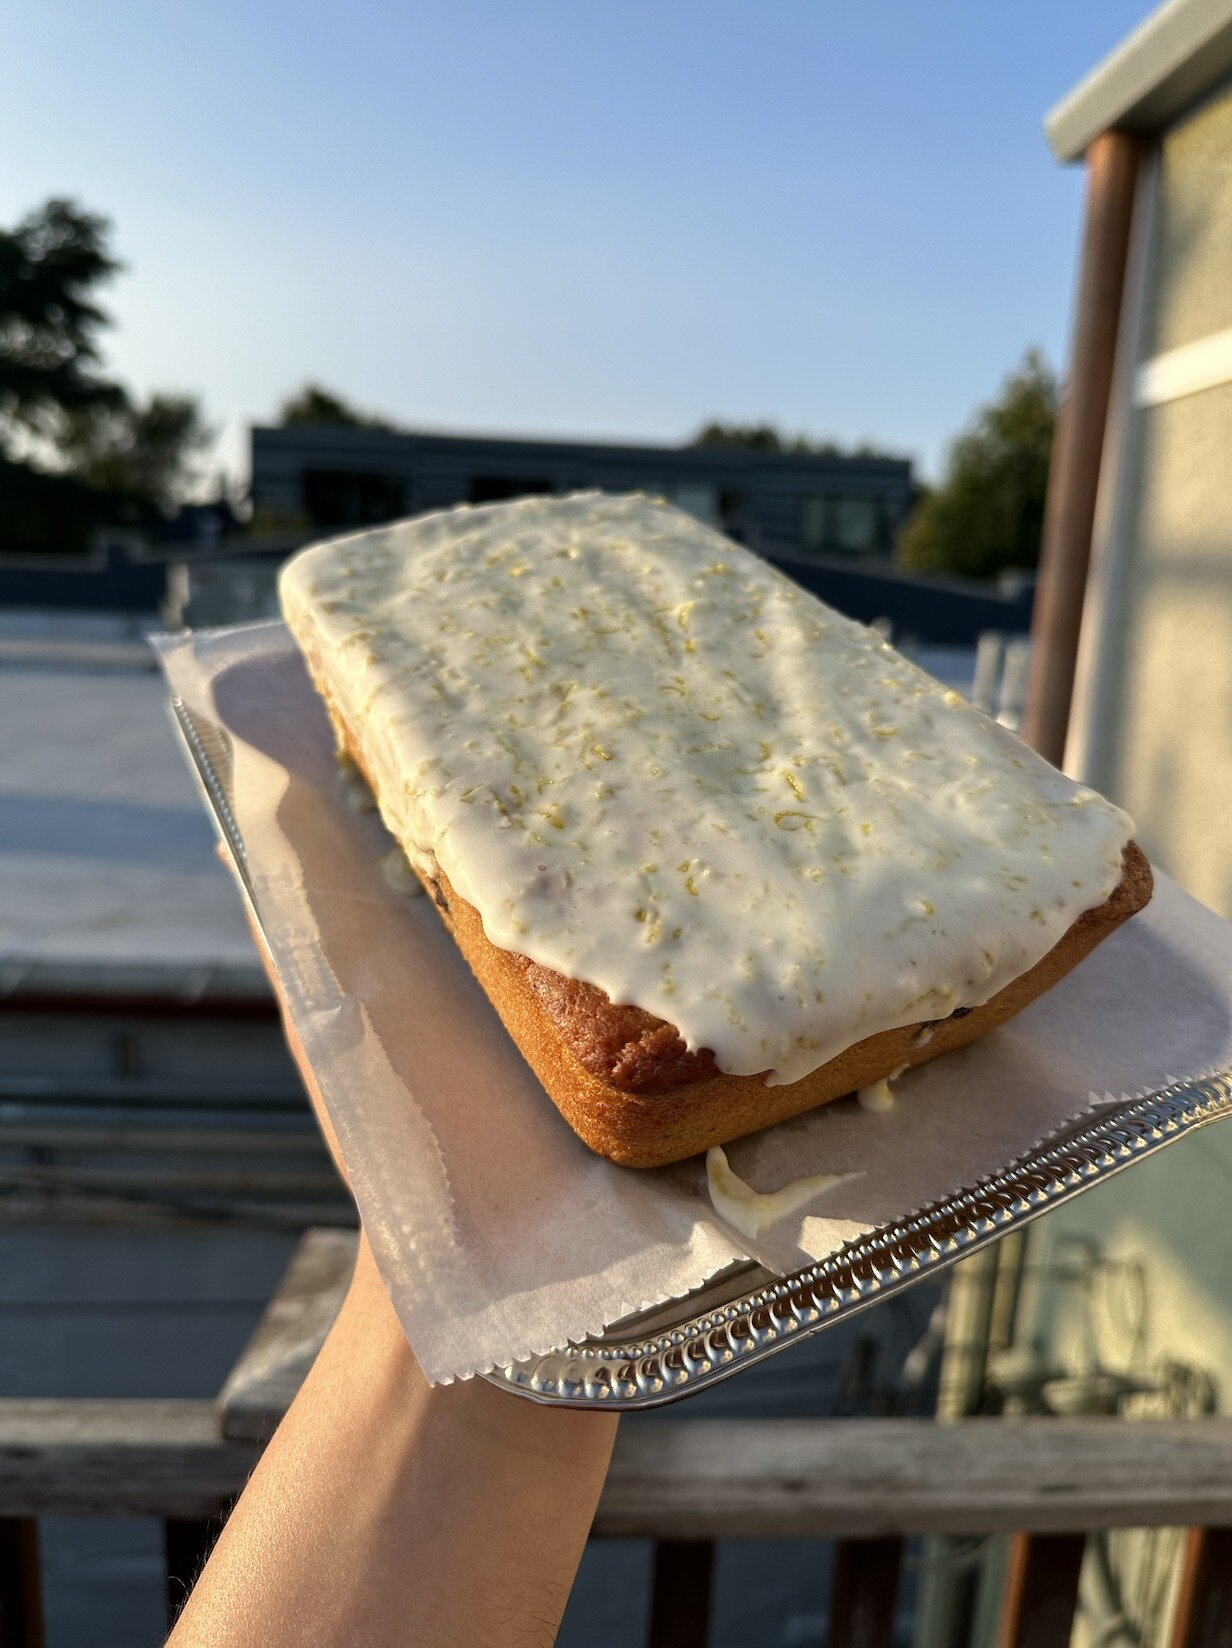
378, 849, 425, 896
857, 1063, 908, 1112
336, 753, 377, 814
705, 1146, 853, 1239
282, 492, 1134, 1085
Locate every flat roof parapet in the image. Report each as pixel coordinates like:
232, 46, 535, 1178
1047, 0, 1232, 161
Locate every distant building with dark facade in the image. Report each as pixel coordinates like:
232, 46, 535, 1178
249, 424, 919, 563
0, 426, 1036, 649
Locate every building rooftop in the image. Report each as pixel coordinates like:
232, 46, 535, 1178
1047, 0, 1232, 161
0, 616, 263, 1001
251, 421, 914, 473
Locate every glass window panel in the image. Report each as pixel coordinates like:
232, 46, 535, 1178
833, 496, 878, 554
801, 496, 828, 547
672, 485, 719, 526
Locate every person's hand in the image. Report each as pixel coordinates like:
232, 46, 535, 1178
171, 850, 618, 1646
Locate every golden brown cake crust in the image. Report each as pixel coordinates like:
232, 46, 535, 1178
416, 843, 1151, 1166
307, 635, 1153, 1166
509, 841, 1152, 1096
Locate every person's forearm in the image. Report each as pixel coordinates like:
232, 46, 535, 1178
168, 1238, 617, 1648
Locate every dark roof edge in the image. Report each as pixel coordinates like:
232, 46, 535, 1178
249, 423, 914, 473
0, 959, 271, 1009
1046, 0, 1232, 162
769, 548, 1033, 603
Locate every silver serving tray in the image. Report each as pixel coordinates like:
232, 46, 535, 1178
171, 696, 1232, 1410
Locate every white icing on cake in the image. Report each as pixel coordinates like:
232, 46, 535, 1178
857, 1065, 907, 1112
705, 1146, 853, 1238
280, 492, 1134, 1085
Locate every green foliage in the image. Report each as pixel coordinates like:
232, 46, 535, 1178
689, 420, 902, 460
897, 350, 1057, 580
278, 383, 395, 430
58, 391, 213, 514
0, 453, 117, 556
0, 198, 125, 438
692, 420, 807, 452
0, 197, 214, 551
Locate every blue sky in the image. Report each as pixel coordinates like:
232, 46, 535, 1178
2, 1, 1152, 484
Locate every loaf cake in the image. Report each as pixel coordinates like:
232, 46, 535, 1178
279, 492, 1152, 1167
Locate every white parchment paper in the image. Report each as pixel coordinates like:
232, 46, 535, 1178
157, 621, 1232, 1383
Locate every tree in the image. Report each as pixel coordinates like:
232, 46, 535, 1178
0, 198, 125, 440
58, 391, 213, 514
689, 420, 901, 460
0, 453, 117, 556
688, 421, 843, 454
897, 350, 1057, 580
692, 420, 804, 452
0, 197, 215, 551
278, 383, 395, 430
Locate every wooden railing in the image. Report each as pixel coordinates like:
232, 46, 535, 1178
3, 1232, 1232, 1648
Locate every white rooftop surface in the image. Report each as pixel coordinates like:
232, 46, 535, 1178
0, 620, 262, 995
0, 614, 975, 997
